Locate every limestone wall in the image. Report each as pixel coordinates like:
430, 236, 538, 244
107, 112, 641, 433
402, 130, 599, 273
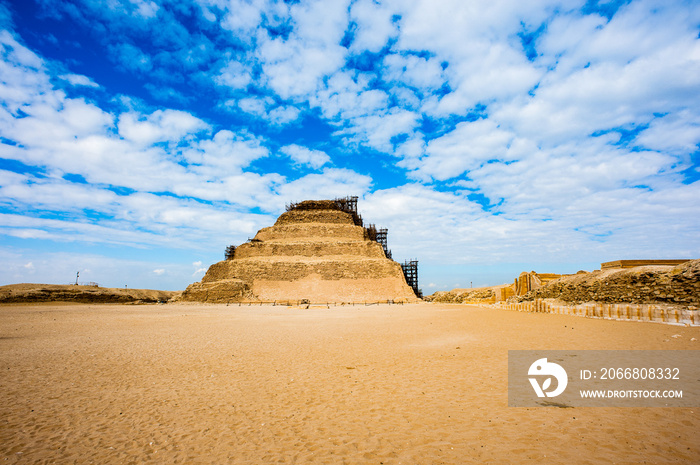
254, 224, 367, 242
200, 257, 407, 284
275, 209, 355, 225
234, 240, 386, 259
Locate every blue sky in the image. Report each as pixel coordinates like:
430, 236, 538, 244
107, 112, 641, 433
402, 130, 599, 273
1, 0, 699, 292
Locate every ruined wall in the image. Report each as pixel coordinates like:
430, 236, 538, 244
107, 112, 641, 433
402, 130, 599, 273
514, 272, 565, 296
516, 260, 700, 305
494, 286, 515, 302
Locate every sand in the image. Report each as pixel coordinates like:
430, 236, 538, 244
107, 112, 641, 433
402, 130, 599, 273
1, 302, 698, 464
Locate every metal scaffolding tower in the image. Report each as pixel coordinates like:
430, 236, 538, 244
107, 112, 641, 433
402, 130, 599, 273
366, 224, 391, 259
401, 260, 421, 298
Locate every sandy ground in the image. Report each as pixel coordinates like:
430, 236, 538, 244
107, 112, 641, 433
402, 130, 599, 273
1, 302, 698, 464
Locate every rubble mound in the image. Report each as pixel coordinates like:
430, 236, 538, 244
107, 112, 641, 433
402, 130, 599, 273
0, 284, 178, 304
424, 287, 498, 304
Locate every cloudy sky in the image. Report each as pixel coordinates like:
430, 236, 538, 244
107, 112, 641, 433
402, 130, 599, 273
0, 0, 698, 292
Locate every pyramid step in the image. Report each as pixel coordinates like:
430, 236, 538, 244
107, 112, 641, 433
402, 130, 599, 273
234, 240, 386, 259
254, 224, 367, 241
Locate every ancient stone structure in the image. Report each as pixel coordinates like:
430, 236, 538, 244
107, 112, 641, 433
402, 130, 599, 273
514, 271, 566, 296
494, 286, 515, 302
515, 259, 700, 305
181, 199, 419, 303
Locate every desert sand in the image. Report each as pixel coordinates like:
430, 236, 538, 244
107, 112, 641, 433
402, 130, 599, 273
1, 302, 698, 464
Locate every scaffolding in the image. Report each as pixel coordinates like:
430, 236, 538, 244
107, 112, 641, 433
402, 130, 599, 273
365, 224, 391, 259
334, 196, 358, 215
286, 196, 363, 226
375, 228, 388, 254
401, 260, 421, 298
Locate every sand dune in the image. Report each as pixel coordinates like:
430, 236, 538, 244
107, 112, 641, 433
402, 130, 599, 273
1, 302, 698, 464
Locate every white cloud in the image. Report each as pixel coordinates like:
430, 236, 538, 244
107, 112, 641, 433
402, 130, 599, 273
259, 39, 346, 99
58, 73, 100, 88
268, 105, 301, 125
132, 0, 159, 19
280, 144, 330, 169
492, 2, 700, 145
348, 0, 397, 53
216, 0, 277, 40
215, 60, 253, 89
237, 96, 301, 126
0, 48, 275, 198
634, 111, 700, 156
466, 142, 679, 218
153, 268, 165, 275
342, 108, 420, 153
0, 30, 43, 71
382, 53, 445, 90
118, 109, 210, 146
389, 0, 553, 115
238, 96, 272, 115
192, 260, 207, 276
311, 72, 386, 120
256, 0, 350, 99
277, 168, 372, 204
407, 119, 514, 181
0, 172, 119, 213
182, 129, 269, 176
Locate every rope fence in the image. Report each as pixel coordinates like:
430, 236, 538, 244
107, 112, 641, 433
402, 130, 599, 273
497, 299, 700, 326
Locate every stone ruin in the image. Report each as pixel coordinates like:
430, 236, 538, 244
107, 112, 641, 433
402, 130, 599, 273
513, 259, 699, 306
427, 259, 699, 307
513, 271, 565, 297
181, 198, 420, 303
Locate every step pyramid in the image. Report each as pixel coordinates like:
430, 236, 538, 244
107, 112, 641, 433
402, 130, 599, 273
181, 199, 419, 303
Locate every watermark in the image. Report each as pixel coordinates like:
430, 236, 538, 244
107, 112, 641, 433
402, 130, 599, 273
528, 358, 568, 398
508, 350, 699, 407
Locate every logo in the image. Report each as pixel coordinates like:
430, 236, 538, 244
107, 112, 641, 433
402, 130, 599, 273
528, 358, 568, 397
